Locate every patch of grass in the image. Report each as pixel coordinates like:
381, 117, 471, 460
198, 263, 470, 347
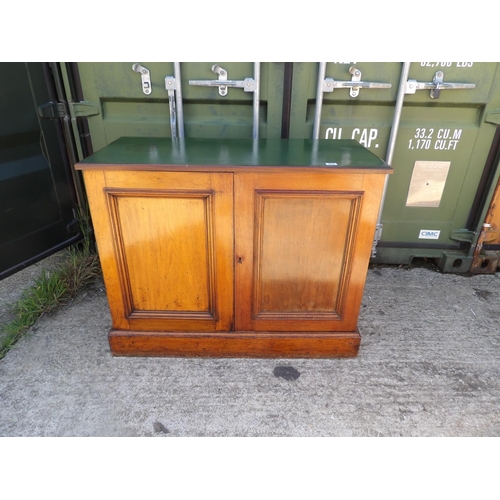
0, 209, 101, 360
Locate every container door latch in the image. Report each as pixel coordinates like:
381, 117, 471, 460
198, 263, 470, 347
405, 71, 476, 99
322, 66, 392, 98
188, 64, 257, 97
132, 63, 152, 95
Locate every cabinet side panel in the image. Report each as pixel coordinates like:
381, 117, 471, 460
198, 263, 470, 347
82, 170, 130, 330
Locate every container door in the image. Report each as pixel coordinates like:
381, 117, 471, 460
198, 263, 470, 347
289, 62, 500, 272
380, 62, 500, 272
0, 63, 80, 280
75, 62, 286, 152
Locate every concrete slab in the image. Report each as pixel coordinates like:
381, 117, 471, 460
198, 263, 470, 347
1, 263, 499, 437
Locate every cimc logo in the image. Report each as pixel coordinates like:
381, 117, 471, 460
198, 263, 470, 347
419, 230, 441, 240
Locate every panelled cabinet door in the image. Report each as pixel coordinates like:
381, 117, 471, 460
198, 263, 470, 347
84, 170, 234, 332
234, 172, 384, 332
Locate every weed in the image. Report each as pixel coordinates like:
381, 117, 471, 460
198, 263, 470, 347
0, 208, 101, 359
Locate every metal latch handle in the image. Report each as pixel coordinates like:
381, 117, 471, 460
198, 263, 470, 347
322, 66, 392, 98
189, 65, 256, 96
132, 63, 152, 95
405, 71, 476, 99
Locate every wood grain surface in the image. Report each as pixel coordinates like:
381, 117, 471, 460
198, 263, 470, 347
83, 170, 234, 332
108, 329, 361, 357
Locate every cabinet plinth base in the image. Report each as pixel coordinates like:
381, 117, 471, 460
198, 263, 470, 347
108, 330, 361, 358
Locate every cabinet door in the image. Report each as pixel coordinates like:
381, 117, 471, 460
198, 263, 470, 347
84, 170, 234, 332
234, 172, 384, 332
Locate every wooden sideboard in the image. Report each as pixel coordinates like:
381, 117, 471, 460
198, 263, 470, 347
75, 138, 392, 357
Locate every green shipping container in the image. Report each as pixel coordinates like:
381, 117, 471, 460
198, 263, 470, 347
5, 62, 499, 276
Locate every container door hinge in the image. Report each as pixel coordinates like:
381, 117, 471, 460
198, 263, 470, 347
38, 101, 100, 120
449, 228, 476, 243
405, 71, 476, 99
485, 109, 500, 125
323, 66, 392, 98
188, 64, 257, 97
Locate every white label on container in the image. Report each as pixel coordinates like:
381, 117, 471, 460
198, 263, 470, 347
406, 161, 451, 207
419, 230, 441, 239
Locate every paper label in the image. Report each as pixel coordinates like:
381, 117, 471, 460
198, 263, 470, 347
406, 161, 451, 207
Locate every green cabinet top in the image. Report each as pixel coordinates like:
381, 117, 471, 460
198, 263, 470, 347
76, 137, 392, 172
